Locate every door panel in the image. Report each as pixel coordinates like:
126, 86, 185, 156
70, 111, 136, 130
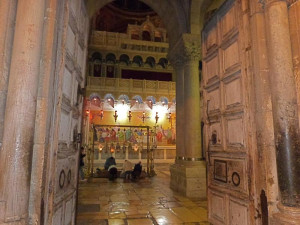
49, 0, 89, 224
202, 0, 254, 224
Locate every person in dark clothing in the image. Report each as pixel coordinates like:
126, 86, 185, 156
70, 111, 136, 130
79, 147, 86, 180
104, 156, 116, 170
132, 161, 142, 180
108, 164, 118, 181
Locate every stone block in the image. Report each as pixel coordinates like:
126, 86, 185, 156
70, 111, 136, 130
170, 161, 207, 199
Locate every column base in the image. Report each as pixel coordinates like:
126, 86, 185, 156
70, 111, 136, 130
170, 160, 207, 199
271, 203, 300, 225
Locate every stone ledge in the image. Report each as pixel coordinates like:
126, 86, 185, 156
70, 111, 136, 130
170, 161, 207, 198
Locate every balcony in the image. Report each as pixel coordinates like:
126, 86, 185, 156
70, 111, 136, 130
90, 31, 169, 55
86, 76, 175, 100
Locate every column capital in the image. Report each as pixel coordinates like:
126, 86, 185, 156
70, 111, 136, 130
168, 33, 201, 67
182, 33, 202, 61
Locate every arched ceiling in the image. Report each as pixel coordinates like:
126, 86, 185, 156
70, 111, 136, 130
94, 2, 164, 33
87, 0, 216, 50
87, 0, 190, 46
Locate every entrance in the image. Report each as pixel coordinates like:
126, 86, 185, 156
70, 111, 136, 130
202, 0, 256, 224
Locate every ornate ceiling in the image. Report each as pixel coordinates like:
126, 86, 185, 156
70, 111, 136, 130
94, 0, 165, 33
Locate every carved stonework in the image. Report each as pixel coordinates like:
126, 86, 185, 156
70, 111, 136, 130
168, 33, 201, 67
182, 34, 202, 61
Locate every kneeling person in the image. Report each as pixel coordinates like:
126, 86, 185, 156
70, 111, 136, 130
108, 164, 118, 181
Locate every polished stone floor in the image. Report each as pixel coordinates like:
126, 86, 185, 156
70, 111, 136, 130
76, 165, 209, 225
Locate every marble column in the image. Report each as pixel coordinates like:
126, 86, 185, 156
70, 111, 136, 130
183, 37, 202, 160
169, 34, 206, 198
173, 61, 185, 160
0, 0, 17, 148
265, 0, 300, 223
0, 0, 46, 223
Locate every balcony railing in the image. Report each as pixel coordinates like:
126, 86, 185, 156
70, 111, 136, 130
90, 31, 169, 54
86, 76, 176, 98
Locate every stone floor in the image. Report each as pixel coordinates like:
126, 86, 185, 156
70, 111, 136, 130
76, 165, 209, 225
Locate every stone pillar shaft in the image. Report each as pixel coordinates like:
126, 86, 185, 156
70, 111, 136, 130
175, 64, 185, 159
184, 59, 201, 159
289, 1, 300, 125
249, 0, 279, 215
265, 0, 300, 206
28, 0, 58, 223
0, 0, 17, 147
0, 0, 45, 222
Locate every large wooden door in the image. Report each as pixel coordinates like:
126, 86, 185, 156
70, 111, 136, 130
45, 0, 89, 224
202, 0, 256, 224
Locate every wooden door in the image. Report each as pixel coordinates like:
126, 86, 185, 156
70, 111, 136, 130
46, 0, 89, 224
202, 0, 256, 224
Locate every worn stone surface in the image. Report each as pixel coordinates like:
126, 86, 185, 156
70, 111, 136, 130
266, 0, 300, 208
76, 165, 208, 225
0, 0, 46, 223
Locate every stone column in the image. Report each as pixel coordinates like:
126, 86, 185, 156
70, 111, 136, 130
28, 0, 58, 223
0, 0, 17, 148
289, 1, 300, 127
0, 0, 46, 223
265, 0, 300, 223
249, 0, 279, 218
169, 34, 206, 198
174, 61, 185, 160
183, 34, 202, 160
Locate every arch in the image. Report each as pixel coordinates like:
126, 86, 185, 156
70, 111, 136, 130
142, 30, 151, 41
104, 93, 115, 101
89, 93, 101, 101
145, 56, 155, 67
158, 58, 168, 68
105, 53, 116, 63
87, 0, 188, 46
132, 95, 143, 104
118, 94, 129, 103
146, 96, 156, 104
119, 54, 130, 65
133, 55, 143, 66
159, 96, 169, 105
91, 52, 102, 61
89, 93, 102, 107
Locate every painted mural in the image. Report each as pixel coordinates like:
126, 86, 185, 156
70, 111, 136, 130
93, 125, 175, 153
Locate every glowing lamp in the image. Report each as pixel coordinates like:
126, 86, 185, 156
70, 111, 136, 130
110, 143, 115, 153
98, 144, 103, 152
